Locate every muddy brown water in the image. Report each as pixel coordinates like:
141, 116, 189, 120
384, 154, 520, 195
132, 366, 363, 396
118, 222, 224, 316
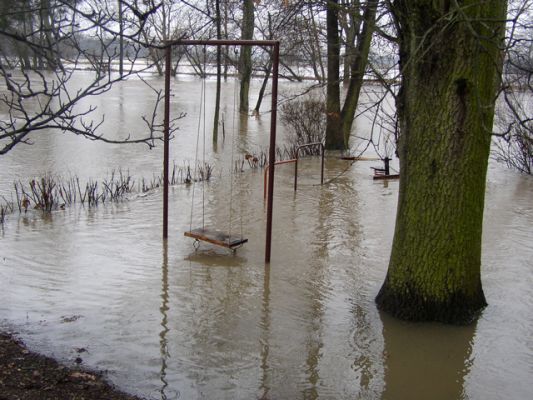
1, 73, 532, 399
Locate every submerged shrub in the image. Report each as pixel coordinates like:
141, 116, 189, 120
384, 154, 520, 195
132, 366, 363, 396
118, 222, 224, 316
280, 98, 326, 152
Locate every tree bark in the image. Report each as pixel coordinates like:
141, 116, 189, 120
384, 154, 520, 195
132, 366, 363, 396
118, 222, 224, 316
376, 0, 508, 324
239, 0, 254, 113
325, 0, 343, 150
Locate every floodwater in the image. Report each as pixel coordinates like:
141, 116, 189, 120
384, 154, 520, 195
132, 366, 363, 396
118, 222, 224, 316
1, 73, 532, 399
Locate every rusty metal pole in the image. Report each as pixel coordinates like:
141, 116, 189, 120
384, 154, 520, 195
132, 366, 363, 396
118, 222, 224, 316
320, 144, 325, 185
294, 158, 298, 192
265, 42, 280, 263
163, 45, 171, 239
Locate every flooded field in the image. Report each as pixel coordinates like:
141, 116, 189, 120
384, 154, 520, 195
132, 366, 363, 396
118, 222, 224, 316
1, 74, 532, 399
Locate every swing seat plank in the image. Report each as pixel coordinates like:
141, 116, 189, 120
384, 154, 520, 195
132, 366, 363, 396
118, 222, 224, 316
184, 228, 248, 249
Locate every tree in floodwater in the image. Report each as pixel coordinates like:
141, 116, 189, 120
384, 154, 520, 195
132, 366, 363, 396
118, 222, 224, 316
213, 0, 222, 143
376, 1, 508, 323
493, 0, 533, 175
239, 0, 254, 112
0, 0, 64, 71
325, 0, 379, 150
325, 0, 343, 149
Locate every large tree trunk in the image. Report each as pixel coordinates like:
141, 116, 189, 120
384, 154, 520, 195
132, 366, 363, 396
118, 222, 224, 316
325, 0, 343, 150
239, 0, 254, 113
376, 0, 508, 324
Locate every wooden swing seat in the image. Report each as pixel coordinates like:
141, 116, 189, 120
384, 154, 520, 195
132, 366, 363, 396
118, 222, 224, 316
184, 227, 248, 249
371, 167, 399, 180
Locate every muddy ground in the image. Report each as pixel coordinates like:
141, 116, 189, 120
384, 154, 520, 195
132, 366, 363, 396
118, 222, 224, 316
0, 332, 144, 400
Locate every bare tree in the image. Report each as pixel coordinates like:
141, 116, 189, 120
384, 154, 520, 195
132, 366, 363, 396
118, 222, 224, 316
325, 0, 379, 150
493, 0, 533, 174
0, 0, 183, 155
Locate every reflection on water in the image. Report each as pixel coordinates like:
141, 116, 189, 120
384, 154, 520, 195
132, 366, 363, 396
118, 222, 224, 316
380, 312, 476, 400
259, 264, 271, 400
0, 76, 532, 399
160, 241, 170, 400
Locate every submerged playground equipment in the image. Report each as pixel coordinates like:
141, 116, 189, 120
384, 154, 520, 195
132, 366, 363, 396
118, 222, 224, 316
161, 39, 280, 263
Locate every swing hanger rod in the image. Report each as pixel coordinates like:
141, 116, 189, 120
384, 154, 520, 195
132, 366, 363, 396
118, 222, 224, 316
162, 39, 280, 264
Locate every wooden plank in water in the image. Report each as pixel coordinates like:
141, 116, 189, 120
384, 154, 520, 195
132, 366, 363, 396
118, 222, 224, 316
184, 228, 248, 249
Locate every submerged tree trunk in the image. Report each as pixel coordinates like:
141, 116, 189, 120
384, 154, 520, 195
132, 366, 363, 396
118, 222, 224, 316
223, 1, 229, 81
254, 62, 272, 113
213, 0, 222, 143
376, 0, 508, 324
325, 0, 343, 150
326, 0, 377, 150
254, 13, 274, 114
143, 32, 164, 76
239, 0, 254, 113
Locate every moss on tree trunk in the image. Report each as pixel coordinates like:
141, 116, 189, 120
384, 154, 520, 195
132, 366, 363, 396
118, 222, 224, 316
376, 0, 507, 324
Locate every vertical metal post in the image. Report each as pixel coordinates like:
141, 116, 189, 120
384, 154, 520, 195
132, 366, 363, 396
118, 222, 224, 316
265, 42, 280, 263
384, 157, 390, 176
294, 159, 298, 192
163, 45, 171, 239
320, 144, 325, 185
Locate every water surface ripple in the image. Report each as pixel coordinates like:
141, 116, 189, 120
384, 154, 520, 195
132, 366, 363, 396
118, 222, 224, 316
1, 76, 532, 400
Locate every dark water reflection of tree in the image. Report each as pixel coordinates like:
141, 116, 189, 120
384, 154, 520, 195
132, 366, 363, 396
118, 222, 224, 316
380, 312, 476, 400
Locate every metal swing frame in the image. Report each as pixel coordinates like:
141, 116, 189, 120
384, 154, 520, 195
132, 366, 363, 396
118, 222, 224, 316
162, 39, 280, 263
